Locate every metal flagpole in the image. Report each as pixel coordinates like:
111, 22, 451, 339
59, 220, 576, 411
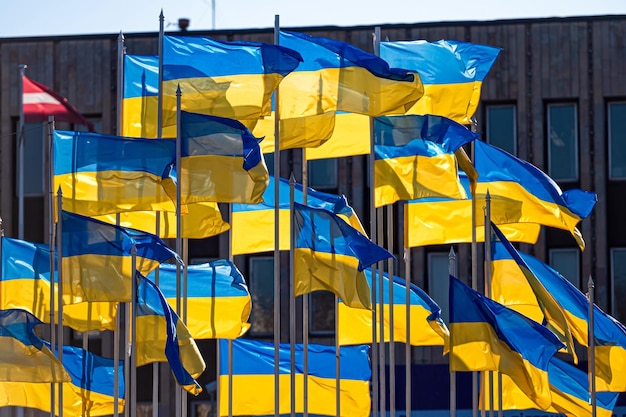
484, 191, 493, 417
289, 173, 297, 417
449, 247, 457, 417
302, 151, 310, 417
387, 205, 395, 417
47, 116, 57, 417
588, 275, 597, 417
470, 135, 478, 417
403, 208, 411, 416
130, 246, 138, 417
18, 64, 27, 240
55, 187, 64, 417
175, 84, 183, 417
273, 14, 282, 417
377, 208, 385, 417
228, 203, 234, 417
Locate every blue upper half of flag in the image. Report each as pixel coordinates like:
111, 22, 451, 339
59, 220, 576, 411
0, 308, 45, 350
1, 237, 54, 283
123, 54, 159, 99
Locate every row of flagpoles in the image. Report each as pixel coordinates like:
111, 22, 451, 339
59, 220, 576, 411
4, 10, 620, 417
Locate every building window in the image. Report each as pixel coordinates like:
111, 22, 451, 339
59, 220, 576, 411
427, 252, 451, 324
263, 152, 275, 177
309, 292, 335, 335
308, 158, 338, 189
486, 104, 517, 156
547, 103, 578, 181
17, 121, 46, 196
611, 248, 626, 322
248, 257, 274, 336
549, 248, 580, 289
608, 102, 626, 180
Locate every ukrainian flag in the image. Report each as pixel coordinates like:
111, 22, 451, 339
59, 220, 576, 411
474, 140, 597, 250
0, 342, 125, 416
53, 129, 177, 216
404, 171, 542, 247
491, 228, 626, 391
293, 202, 393, 310
231, 175, 365, 255
179, 110, 268, 204
136, 275, 204, 395
121, 54, 160, 138
449, 276, 564, 410
0, 308, 70, 383
374, 114, 477, 207
61, 211, 180, 304
146, 260, 251, 339
1, 236, 117, 332
162, 34, 302, 128
218, 338, 371, 417
338, 269, 448, 347
482, 357, 619, 417
380, 39, 501, 124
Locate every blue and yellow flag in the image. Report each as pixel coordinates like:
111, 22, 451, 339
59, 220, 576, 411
482, 357, 619, 417
449, 276, 564, 410
136, 275, 204, 395
491, 227, 626, 391
121, 54, 159, 138
0, 308, 70, 383
374, 114, 477, 207
61, 211, 180, 304
404, 171, 542, 247
380, 39, 501, 124
162, 34, 302, 129
147, 260, 251, 339
0, 342, 125, 416
53, 129, 177, 216
475, 140, 597, 250
178, 110, 269, 204
231, 175, 365, 255
293, 202, 393, 310
338, 269, 448, 347
218, 338, 371, 417
1, 236, 117, 332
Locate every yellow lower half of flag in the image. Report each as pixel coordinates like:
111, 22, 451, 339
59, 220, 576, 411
164, 296, 251, 340
294, 248, 371, 310
253, 111, 336, 151
595, 344, 626, 392
121, 95, 168, 138
218, 373, 370, 417
135, 314, 206, 378
338, 303, 446, 346
0, 337, 70, 383
304, 112, 371, 160
231, 208, 290, 255
407, 82, 482, 125
0, 381, 124, 417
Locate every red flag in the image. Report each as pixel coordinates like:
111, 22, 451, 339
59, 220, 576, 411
22, 75, 94, 131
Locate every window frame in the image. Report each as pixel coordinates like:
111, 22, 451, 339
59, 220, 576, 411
427, 252, 451, 324
307, 157, 338, 190
485, 103, 517, 156
611, 247, 626, 320
548, 248, 580, 289
608, 101, 626, 180
546, 102, 579, 181
247, 256, 275, 337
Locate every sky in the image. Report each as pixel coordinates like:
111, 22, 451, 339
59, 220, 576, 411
1, 0, 625, 38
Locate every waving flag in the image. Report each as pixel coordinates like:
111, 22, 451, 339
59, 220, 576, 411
121, 54, 160, 137
219, 338, 371, 417
147, 260, 251, 339
1, 236, 117, 332
0, 343, 125, 416
293, 202, 393, 310
231, 176, 365, 255
61, 211, 180, 304
22, 74, 94, 131
380, 39, 501, 124
53, 130, 177, 216
162, 34, 302, 128
449, 276, 564, 410
338, 269, 448, 346
0, 308, 70, 383
136, 275, 205, 395
178, 111, 269, 204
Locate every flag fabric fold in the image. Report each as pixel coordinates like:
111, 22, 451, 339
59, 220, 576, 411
178, 110, 269, 204
449, 275, 564, 410
22, 74, 94, 131
218, 338, 371, 417
61, 210, 180, 304
293, 202, 393, 310
1, 236, 117, 332
146, 260, 251, 339
380, 39, 501, 124
136, 274, 205, 395
338, 269, 449, 346
231, 175, 365, 255
0, 308, 70, 383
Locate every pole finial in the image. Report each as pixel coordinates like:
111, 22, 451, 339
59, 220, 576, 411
289, 172, 296, 185
587, 274, 595, 288
448, 246, 456, 258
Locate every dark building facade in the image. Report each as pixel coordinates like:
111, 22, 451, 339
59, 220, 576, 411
1, 14, 625, 416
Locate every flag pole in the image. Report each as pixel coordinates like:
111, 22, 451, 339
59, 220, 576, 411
55, 187, 64, 417
470, 129, 479, 417
387, 204, 395, 417
403, 207, 412, 416
588, 275, 597, 417
484, 191, 494, 417
289, 173, 297, 417
175, 83, 184, 417
47, 115, 57, 417
131, 246, 138, 417
273, 14, 282, 417
302, 152, 310, 417
18, 64, 27, 240
449, 246, 457, 417
228, 203, 234, 417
